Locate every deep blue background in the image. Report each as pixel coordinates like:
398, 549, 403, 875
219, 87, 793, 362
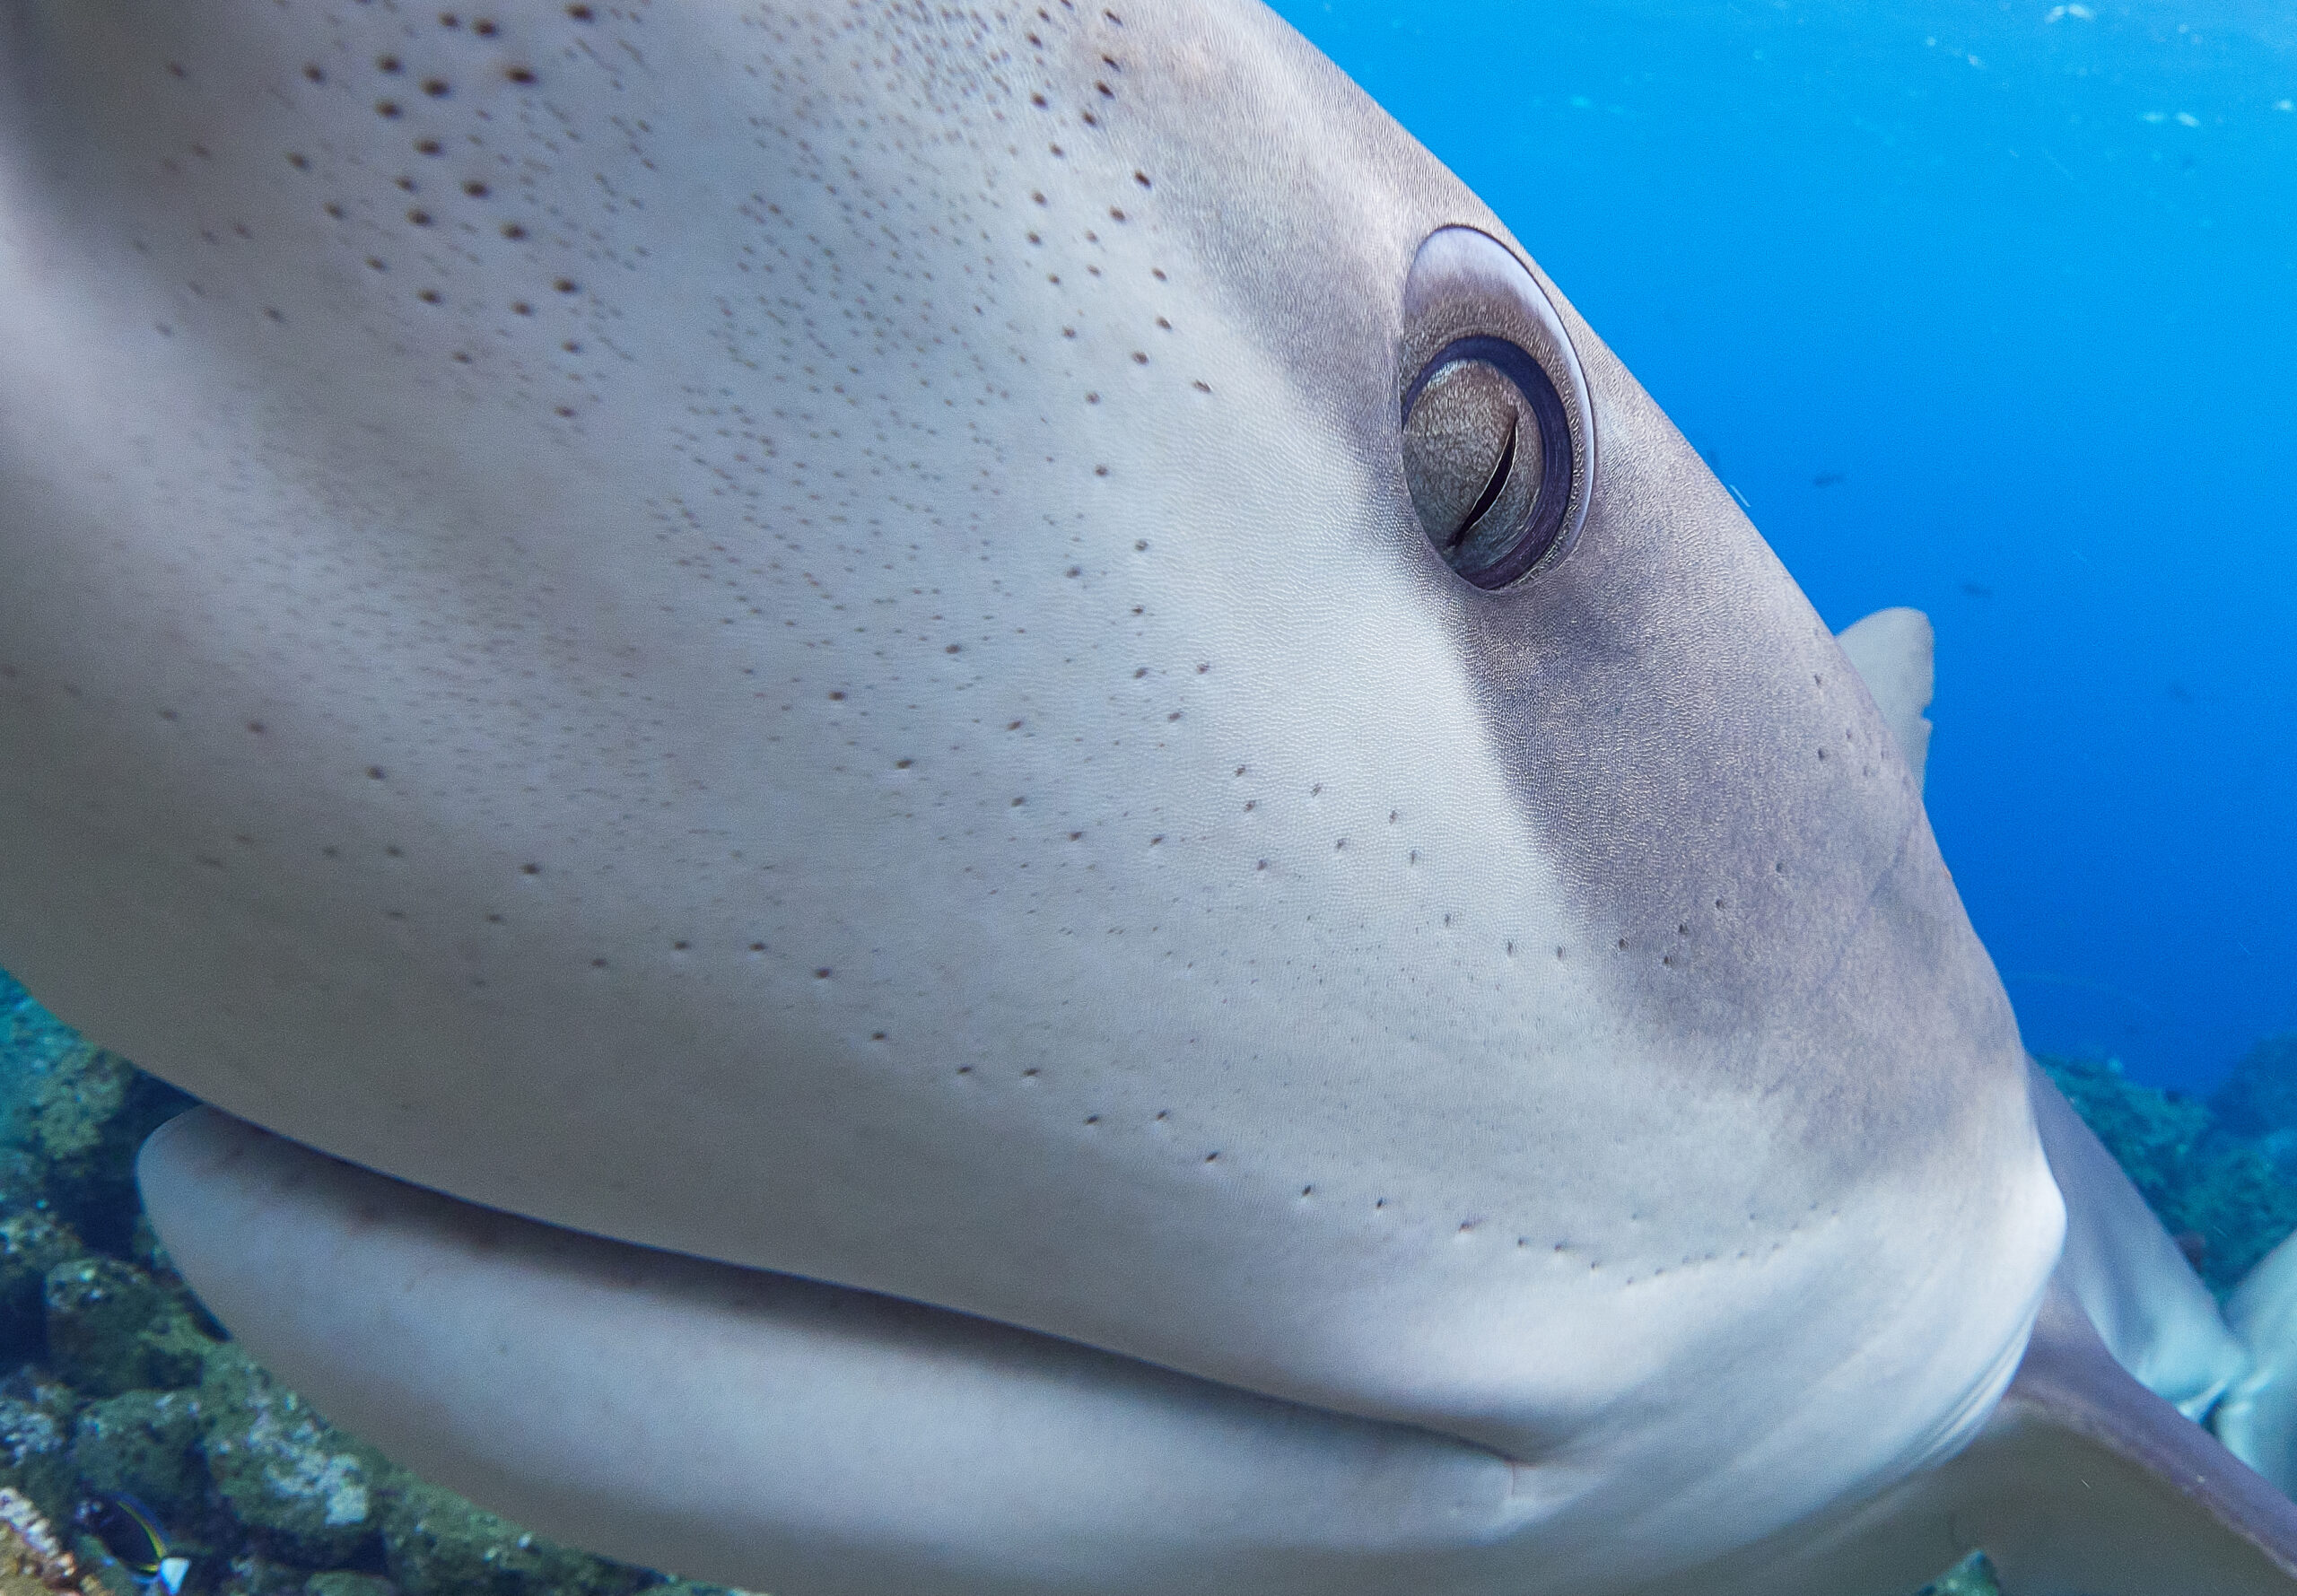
1271, 0, 2297, 1090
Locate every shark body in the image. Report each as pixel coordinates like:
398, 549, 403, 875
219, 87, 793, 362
2, 2, 2294, 1592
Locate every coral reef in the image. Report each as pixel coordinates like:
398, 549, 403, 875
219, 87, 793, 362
2040, 1050, 2297, 1294
2212, 1034, 2297, 1147
198, 1346, 387, 1571
0, 1484, 94, 1596
381, 1477, 647, 1596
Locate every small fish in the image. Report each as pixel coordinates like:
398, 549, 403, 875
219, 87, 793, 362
1812, 469, 1847, 486
79, 1496, 191, 1596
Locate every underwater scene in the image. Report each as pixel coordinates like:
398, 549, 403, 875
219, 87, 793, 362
2, 0, 2293, 1593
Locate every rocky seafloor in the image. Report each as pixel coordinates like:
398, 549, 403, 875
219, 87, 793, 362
3, 966, 2294, 1596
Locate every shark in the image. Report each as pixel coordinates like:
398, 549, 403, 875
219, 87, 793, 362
4, 1, 2297, 1592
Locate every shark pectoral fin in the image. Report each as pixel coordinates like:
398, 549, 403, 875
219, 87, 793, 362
1928, 1285, 2297, 1596
135, 1109, 1521, 1596
1835, 607, 1935, 791
2213, 1227, 2297, 1494
2026, 1060, 2249, 1418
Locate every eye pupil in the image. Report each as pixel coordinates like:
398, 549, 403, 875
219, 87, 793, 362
1402, 360, 1528, 552
1401, 335, 1575, 589
1447, 389, 1519, 550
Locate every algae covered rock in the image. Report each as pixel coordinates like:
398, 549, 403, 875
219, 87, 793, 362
304, 1573, 400, 1596
2039, 1053, 2297, 1293
2039, 1054, 2211, 1217
42, 1258, 210, 1398
71, 1388, 207, 1523
0, 978, 194, 1256
0, 1371, 80, 1527
2210, 1033, 2297, 1142
379, 1473, 645, 1596
2167, 1137, 2297, 1290
0, 1211, 80, 1364
201, 1345, 382, 1568
212, 1552, 322, 1596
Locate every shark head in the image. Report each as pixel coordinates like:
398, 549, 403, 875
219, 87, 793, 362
0, 2, 2073, 1591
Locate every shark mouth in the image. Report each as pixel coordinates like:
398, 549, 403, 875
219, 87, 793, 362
139, 1106, 1533, 1596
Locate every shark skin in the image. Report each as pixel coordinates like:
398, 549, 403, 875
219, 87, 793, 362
1, 0, 2293, 1592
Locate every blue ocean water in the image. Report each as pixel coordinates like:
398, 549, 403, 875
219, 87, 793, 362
1271, 0, 2297, 1093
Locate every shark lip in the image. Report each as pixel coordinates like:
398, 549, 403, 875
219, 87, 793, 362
140, 1106, 1539, 1590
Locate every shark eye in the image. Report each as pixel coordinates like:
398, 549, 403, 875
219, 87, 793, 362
1399, 228, 1594, 590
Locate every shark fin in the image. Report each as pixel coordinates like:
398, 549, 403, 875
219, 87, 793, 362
1926, 1283, 2297, 1595
1836, 606, 1935, 792
2025, 1060, 2248, 1419
1620, 1274, 2297, 1596
2213, 1226, 2297, 1495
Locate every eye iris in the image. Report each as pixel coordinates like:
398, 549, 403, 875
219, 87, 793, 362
1400, 334, 1576, 589
1402, 360, 1542, 555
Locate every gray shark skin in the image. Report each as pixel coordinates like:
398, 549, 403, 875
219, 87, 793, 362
1, 2, 2292, 1592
